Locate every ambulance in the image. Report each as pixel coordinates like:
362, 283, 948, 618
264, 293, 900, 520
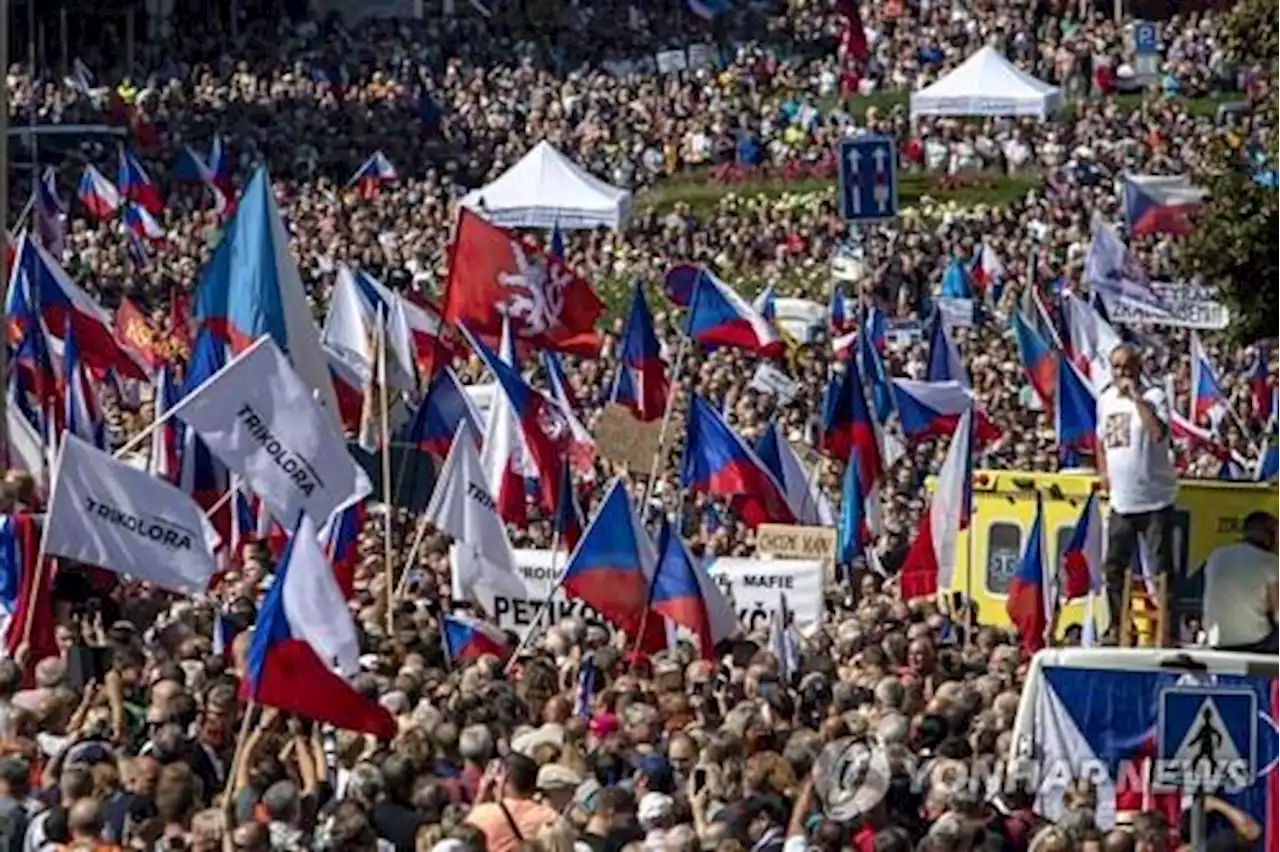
940, 470, 1277, 639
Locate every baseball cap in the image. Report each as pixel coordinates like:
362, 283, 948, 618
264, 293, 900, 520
537, 764, 583, 792
632, 754, 675, 794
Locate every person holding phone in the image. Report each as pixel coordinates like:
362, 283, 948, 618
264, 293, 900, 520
465, 754, 556, 852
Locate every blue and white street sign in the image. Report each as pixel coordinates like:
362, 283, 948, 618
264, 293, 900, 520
837, 136, 898, 224
1133, 22, 1159, 78
1157, 685, 1258, 793
1133, 22, 1158, 55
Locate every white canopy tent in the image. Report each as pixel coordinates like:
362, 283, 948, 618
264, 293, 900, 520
460, 141, 633, 232
909, 46, 1063, 120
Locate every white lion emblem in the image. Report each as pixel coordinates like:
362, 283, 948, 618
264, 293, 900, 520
536, 398, 569, 441
497, 241, 570, 336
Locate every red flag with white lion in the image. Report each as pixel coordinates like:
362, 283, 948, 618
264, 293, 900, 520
442, 210, 604, 356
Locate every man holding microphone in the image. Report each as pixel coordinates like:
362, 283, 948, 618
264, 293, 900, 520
1094, 344, 1180, 644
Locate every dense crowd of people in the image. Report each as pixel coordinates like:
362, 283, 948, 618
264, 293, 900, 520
0, 0, 1276, 849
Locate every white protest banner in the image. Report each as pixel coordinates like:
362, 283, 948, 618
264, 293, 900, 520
655, 50, 687, 74
45, 434, 221, 595
451, 548, 616, 641
426, 427, 525, 602
168, 337, 372, 526
686, 44, 717, 70
935, 297, 976, 329
750, 363, 800, 405
706, 558, 823, 633
1102, 282, 1229, 330
884, 319, 924, 349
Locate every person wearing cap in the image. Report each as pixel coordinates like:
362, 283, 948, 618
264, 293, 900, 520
535, 764, 581, 814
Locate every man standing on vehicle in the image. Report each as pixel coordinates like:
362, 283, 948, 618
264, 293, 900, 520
1094, 344, 1179, 644
1202, 511, 1278, 653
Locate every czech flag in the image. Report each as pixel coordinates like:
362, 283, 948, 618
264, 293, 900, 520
899, 408, 972, 600
681, 395, 794, 529
1190, 333, 1230, 429
332, 265, 448, 381
752, 285, 777, 325
858, 318, 894, 425
890, 379, 1001, 445
178, 328, 231, 532
651, 518, 734, 660
8, 235, 147, 378
611, 284, 669, 423
173, 146, 212, 184
1006, 494, 1051, 654
122, 202, 164, 243
1060, 491, 1103, 600
61, 318, 106, 450
35, 167, 66, 261
1012, 310, 1057, 412
460, 323, 567, 516
541, 351, 597, 475
685, 268, 782, 356
243, 513, 395, 739
0, 513, 57, 670
970, 242, 1004, 299
348, 151, 399, 198
76, 165, 121, 221
925, 315, 968, 387
552, 458, 584, 552
560, 479, 664, 649
1055, 353, 1097, 467
147, 365, 183, 485
322, 501, 364, 600
442, 613, 509, 663
193, 167, 339, 421
754, 422, 835, 526
1122, 174, 1206, 237
117, 148, 164, 215
819, 360, 882, 488
405, 368, 481, 457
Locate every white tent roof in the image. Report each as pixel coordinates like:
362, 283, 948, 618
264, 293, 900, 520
460, 141, 633, 232
909, 46, 1063, 120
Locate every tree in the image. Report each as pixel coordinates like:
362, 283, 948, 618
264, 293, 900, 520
1176, 0, 1278, 346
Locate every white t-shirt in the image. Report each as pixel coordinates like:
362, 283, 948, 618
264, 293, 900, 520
1203, 541, 1278, 647
1095, 386, 1178, 514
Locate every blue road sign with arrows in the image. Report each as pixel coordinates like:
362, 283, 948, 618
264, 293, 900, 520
1157, 685, 1258, 793
837, 136, 898, 224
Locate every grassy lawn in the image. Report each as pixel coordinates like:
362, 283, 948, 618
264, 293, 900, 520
640, 170, 1041, 217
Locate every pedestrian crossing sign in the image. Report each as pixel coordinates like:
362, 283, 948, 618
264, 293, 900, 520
1157, 685, 1258, 793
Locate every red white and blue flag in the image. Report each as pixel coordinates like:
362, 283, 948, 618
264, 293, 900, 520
1122, 174, 1206, 237
243, 513, 395, 738
348, 151, 399, 197
685, 268, 782, 356
651, 518, 735, 660
611, 284, 669, 423
76, 165, 122, 222
682, 395, 794, 529
117, 147, 164, 215
1191, 333, 1231, 430
61, 318, 105, 450
1007, 494, 1052, 654
442, 613, 509, 663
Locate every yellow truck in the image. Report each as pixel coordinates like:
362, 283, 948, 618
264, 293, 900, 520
941, 470, 1278, 639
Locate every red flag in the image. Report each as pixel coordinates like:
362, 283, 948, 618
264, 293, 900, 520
113, 298, 162, 371
442, 209, 603, 356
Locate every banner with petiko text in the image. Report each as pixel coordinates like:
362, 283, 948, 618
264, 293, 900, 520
452, 549, 825, 643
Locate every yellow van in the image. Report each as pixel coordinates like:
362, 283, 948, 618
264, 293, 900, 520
938, 470, 1278, 639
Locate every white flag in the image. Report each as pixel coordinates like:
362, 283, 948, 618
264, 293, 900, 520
45, 433, 221, 594
166, 337, 372, 527
425, 425, 525, 601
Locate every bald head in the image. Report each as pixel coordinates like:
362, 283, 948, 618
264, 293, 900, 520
68, 797, 104, 839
